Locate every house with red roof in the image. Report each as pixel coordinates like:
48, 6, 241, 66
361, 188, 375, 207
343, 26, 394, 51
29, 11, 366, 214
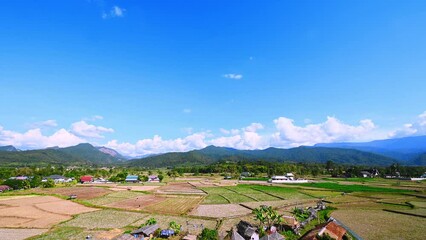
80, 175, 93, 183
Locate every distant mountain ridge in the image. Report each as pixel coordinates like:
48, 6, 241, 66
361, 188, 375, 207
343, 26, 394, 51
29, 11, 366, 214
0, 145, 19, 152
0, 143, 125, 166
315, 135, 426, 164
126, 145, 399, 168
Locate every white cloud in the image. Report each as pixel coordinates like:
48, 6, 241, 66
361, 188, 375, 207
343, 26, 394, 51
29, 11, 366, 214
102, 5, 125, 19
183, 108, 192, 114
31, 119, 58, 128
270, 116, 376, 148
70, 120, 114, 138
389, 111, 426, 137
0, 126, 84, 149
223, 73, 243, 80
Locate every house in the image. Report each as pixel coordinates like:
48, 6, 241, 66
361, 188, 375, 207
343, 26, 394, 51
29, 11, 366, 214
237, 221, 259, 240
159, 229, 175, 238
0, 185, 11, 192
300, 220, 346, 240
80, 175, 93, 183
231, 229, 245, 240
360, 171, 372, 178
10, 176, 29, 181
148, 175, 160, 182
125, 175, 139, 183
44, 175, 71, 183
241, 172, 252, 177
259, 232, 285, 240
282, 215, 299, 229
130, 224, 160, 238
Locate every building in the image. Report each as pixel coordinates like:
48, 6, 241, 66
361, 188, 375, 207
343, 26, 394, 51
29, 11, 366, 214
43, 175, 72, 183
125, 175, 139, 183
148, 175, 160, 182
237, 221, 259, 240
231, 229, 245, 240
130, 224, 160, 238
259, 232, 285, 240
80, 175, 93, 183
300, 220, 347, 240
0, 185, 11, 192
9, 176, 29, 181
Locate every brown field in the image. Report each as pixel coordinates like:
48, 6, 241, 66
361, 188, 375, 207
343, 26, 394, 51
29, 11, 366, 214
332, 209, 426, 240
0, 228, 48, 240
32, 186, 111, 200
106, 194, 167, 210
189, 204, 252, 218
0, 196, 97, 228
156, 182, 206, 195
144, 195, 204, 215
110, 185, 161, 192
130, 214, 217, 235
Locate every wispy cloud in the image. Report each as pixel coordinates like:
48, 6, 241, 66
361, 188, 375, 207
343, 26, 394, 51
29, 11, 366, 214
183, 108, 192, 114
102, 5, 126, 19
31, 120, 58, 128
223, 73, 243, 80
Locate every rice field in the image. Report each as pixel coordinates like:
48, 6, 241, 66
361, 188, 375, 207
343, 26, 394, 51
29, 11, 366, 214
85, 190, 146, 206
143, 196, 203, 214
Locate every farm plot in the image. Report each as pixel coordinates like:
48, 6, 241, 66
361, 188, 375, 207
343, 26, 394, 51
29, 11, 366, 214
143, 196, 204, 215
156, 182, 206, 195
331, 209, 426, 240
61, 209, 147, 229
85, 190, 146, 206
32, 186, 111, 200
0, 228, 48, 240
189, 204, 252, 218
130, 214, 217, 235
0, 195, 97, 229
106, 194, 167, 210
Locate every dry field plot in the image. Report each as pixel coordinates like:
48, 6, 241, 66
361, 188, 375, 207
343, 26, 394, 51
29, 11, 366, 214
61, 209, 147, 229
0, 196, 97, 229
110, 185, 161, 192
106, 194, 166, 210
189, 204, 252, 218
86, 190, 147, 206
156, 182, 206, 195
32, 186, 111, 200
130, 214, 217, 235
143, 195, 204, 214
0, 228, 48, 240
332, 209, 426, 240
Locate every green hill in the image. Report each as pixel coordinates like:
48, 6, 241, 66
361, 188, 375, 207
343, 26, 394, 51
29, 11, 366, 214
0, 143, 124, 167
126, 145, 399, 168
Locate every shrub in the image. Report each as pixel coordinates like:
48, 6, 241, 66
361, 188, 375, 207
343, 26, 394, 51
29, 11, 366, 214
199, 228, 218, 240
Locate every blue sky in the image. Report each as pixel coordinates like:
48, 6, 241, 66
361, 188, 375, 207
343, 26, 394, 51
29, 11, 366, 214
1, 0, 426, 156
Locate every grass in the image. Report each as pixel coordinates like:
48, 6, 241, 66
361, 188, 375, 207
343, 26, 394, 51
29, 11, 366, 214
28, 227, 85, 240
299, 182, 412, 193
241, 177, 269, 181
85, 191, 145, 206
61, 209, 147, 229
203, 194, 229, 204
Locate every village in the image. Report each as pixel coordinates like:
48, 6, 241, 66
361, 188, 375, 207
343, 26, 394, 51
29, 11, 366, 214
0, 168, 425, 240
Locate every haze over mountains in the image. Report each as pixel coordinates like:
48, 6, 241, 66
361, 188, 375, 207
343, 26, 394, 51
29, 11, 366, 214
0, 135, 425, 167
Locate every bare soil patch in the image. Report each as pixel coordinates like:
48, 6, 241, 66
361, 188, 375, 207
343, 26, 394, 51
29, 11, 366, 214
33, 186, 111, 200
0, 228, 48, 240
0, 195, 97, 228
144, 196, 203, 215
156, 182, 206, 195
110, 185, 161, 192
106, 194, 166, 210
189, 204, 252, 218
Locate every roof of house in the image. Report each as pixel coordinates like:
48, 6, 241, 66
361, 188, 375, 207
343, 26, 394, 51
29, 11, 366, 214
125, 175, 139, 180
131, 224, 159, 236
283, 215, 298, 227
0, 185, 11, 191
237, 220, 257, 238
300, 220, 346, 240
80, 176, 93, 181
46, 175, 67, 179
259, 232, 285, 240
231, 229, 245, 240
148, 175, 159, 178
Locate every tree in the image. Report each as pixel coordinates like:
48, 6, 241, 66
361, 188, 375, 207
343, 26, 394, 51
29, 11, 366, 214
158, 174, 164, 182
169, 221, 181, 234
253, 205, 283, 230
30, 175, 42, 188
199, 228, 218, 240
145, 218, 157, 225
3, 179, 30, 190
42, 178, 55, 188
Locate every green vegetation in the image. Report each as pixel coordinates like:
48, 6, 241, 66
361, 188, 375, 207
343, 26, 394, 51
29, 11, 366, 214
253, 205, 283, 229
199, 228, 218, 240
29, 227, 85, 240
300, 182, 411, 193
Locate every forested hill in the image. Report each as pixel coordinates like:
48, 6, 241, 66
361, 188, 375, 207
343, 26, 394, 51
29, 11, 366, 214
126, 145, 399, 168
0, 143, 125, 167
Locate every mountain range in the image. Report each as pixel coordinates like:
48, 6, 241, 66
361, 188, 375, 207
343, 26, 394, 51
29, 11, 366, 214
0, 135, 425, 167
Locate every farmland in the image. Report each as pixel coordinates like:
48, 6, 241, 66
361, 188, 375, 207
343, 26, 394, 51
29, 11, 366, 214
0, 176, 425, 240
